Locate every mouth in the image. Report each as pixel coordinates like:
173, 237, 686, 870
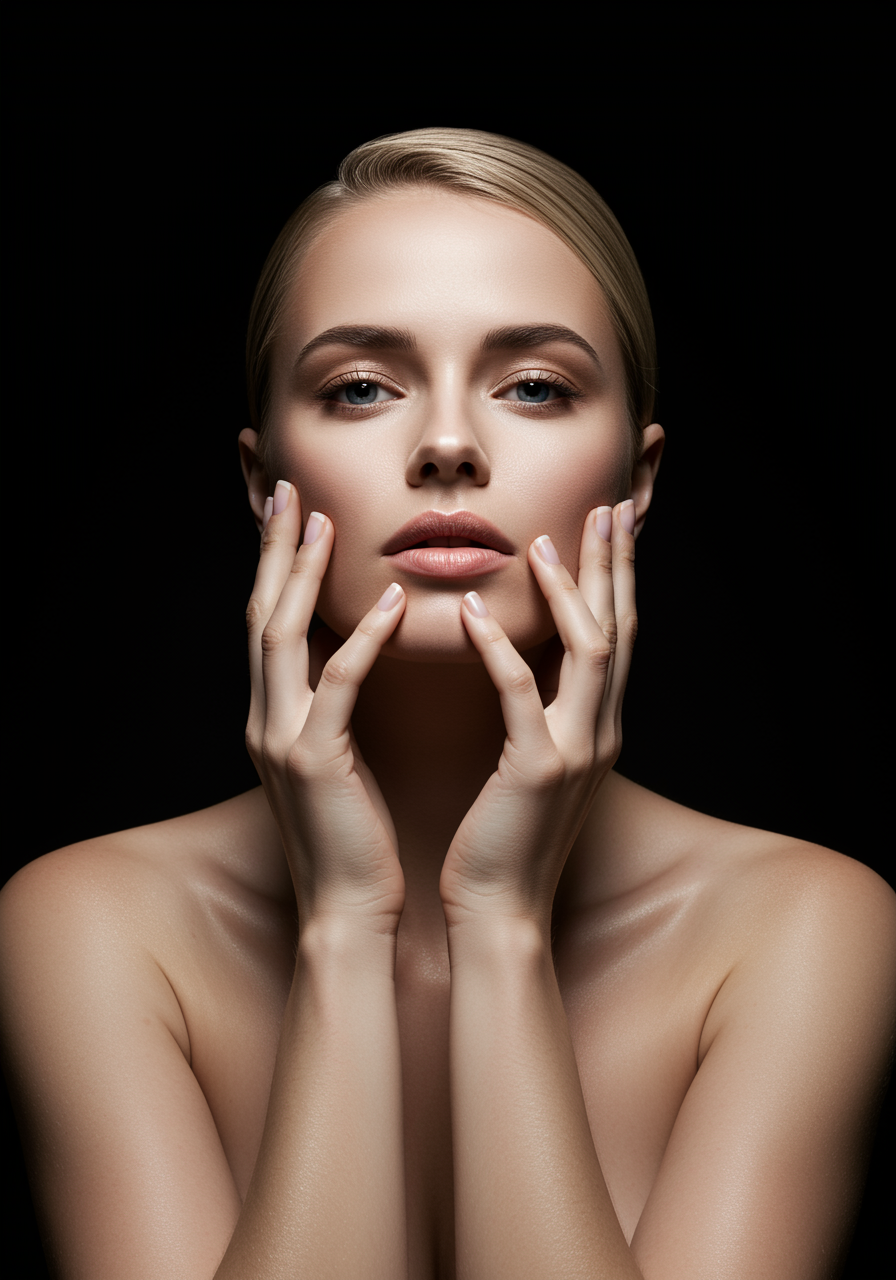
383, 511, 514, 579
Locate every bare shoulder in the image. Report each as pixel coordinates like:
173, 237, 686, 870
0, 787, 286, 1063
571, 771, 896, 1042
586, 777, 896, 1275
595, 769, 896, 936
0, 790, 283, 1276
1, 787, 284, 939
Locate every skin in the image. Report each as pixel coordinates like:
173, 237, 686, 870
1, 190, 894, 1280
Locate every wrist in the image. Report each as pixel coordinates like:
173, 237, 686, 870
444, 910, 550, 973
298, 913, 399, 981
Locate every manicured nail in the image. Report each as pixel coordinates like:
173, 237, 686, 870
464, 591, 489, 617
273, 480, 292, 516
262, 496, 273, 531
535, 535, 560, 565
620, 500, 636, 535
595, 506, 613, 542
303, 512, 325, 545
377, 582, 403, 612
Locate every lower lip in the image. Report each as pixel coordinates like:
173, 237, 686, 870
387, 547, 511, 578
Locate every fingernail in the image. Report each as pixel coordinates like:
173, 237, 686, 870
262, 496, 273, 531
377, 582, 403, 612
303, 512, 325, 545
620, 500, 636, 535
596, 506, 612, 542
535, 535, 560, 565
464, 591, 489, 617
273, 480, 292, 516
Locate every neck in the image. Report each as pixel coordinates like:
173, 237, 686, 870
351, 651, 538, 923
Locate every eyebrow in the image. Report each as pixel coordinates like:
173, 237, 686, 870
481, 324, 604, 373
293, 325, 416, 370
292, 321, 603, 373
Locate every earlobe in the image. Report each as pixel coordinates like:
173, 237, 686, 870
238, 428, 271, 532
630, 423, 665, 539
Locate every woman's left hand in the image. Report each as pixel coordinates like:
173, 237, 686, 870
439, 500, 637, 933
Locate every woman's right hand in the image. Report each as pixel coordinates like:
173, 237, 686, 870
246, 479, 407, 934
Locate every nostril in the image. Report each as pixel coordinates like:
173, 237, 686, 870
458, 462, 475, 477
421, 462, 437, 477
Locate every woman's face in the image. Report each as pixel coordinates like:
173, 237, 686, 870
248, 190, 657, 662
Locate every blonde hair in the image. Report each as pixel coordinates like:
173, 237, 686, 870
247, 128, 657, 456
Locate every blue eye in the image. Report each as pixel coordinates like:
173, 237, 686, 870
501, 378, 574, 404
337, 380, 391, 405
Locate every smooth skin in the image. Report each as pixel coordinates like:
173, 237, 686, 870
1, 191, 894, 1280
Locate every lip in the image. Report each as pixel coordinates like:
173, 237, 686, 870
383, 510, 514, 579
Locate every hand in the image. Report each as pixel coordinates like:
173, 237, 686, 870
246, 481, 407, 932
439, 501, 637, 932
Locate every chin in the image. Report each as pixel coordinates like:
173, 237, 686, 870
323, 581, 557, 666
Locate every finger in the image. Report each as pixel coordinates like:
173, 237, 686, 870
604, 499, 638, 720
526, 534, 612, 742
575, 505, 618, 653
262, 509, 336, 741
459, 592, 556, 761
246, 480, 302, 719
298, 583, 406, 758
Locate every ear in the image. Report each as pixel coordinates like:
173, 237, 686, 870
629, 423, 664, 539
238, 428, 271, 532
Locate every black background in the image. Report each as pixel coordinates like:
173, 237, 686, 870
4, 13, 892, 1276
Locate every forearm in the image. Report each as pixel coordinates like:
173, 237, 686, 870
215, 918, 407, 1280
447, 918, 642, 1280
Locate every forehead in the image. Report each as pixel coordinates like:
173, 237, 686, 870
281, 190, 618, 359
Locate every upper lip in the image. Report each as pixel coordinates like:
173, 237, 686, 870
383, 511, 515, 556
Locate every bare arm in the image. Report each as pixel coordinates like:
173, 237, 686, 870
440, 501, 896, 1278
0, 862, 405, 1279
1, 482, 411, 1278
445, 857, 896, 1280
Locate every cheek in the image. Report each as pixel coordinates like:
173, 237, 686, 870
508, 433, 633, 576
271, 435, 392, 636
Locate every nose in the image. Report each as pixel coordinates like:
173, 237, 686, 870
404, 398, 491, 487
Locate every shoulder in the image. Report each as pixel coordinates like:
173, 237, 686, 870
0, 786, 283, 936
0, 788, 285, 1051
575, 772, 896, 1022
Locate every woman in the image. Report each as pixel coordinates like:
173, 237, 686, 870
1, 128, 893, 1279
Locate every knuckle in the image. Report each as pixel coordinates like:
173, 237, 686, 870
506, 664, 537, 696
582, 634, 612, 670
245, 724, 261, 762
598, 618, 618, 648
319, 656, 352, 689
259, 733, 281, 771
245, 595, 267, 632
260, 622, 287, 655
288, 555, 316, 581
619, 609, 639, 646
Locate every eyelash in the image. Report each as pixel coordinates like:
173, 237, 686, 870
316, 369, 582, 412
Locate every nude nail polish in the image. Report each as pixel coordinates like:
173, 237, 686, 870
620, 501, 636, 535
596, 507, 612, 542
535, 535, 560, 565
464, 591, 489, 617
273, 480, 292, 516
377, 583, 403, 611
303, 512, 325, 545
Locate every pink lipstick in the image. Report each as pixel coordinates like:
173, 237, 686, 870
383, 511, 514, 579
